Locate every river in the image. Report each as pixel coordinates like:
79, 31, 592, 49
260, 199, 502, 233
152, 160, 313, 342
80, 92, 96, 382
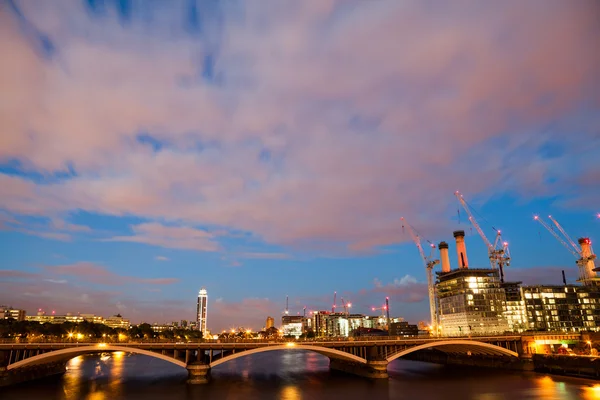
2, 351, 599, 399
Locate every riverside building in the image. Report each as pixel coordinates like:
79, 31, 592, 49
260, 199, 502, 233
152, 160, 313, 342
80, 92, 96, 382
436, 231, 509, 336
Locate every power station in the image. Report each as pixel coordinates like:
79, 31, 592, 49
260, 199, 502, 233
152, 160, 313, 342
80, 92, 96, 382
403, 191, 600, 336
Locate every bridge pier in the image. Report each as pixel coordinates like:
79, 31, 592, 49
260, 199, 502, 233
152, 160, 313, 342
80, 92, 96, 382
329, 359, 388, 379
186, 361, 211, 384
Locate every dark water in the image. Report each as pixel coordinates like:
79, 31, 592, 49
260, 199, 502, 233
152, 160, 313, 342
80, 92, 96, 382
2, 350, 600, 400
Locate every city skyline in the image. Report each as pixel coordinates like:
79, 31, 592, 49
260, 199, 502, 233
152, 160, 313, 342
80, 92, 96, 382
1, 1, 600, 332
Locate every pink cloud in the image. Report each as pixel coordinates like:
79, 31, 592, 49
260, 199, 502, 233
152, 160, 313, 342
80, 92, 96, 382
0, 270, 38, 279
0, 278, 190, 324
210, 297, 281, 331
44, 261, 178, 286
105, 222, 220, 252
240, 252, 291, 260
0, 1, 598, 255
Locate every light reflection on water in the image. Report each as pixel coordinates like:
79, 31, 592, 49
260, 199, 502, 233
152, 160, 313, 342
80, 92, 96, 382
2, 350, 599, 400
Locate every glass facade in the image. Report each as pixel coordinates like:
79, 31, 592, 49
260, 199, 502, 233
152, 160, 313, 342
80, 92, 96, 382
436, 268, 509, 336
196, 288, 208, 333
522, 285, 600, 332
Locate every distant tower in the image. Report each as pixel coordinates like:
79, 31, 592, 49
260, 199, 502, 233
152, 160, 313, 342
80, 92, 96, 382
266, 316, 274, 329
196, 288, 208, 333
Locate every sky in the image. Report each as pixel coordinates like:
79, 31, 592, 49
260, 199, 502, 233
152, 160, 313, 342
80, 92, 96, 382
1, 0, 599, 332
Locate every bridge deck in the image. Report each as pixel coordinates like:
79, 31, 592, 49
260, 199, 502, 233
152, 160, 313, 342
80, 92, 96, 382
0, 335, 524, 351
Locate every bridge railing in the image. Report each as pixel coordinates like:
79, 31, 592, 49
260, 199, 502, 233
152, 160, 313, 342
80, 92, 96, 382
0, 331, 581, 345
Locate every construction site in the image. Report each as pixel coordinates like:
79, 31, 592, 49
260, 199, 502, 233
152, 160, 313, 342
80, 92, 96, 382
403, 191, 600, 337
279, 191, 599, 339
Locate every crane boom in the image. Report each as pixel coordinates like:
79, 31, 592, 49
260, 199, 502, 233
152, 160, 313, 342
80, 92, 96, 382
454, 191, 510, 282
332, 292, 337, 313
401, 217, 439, 335
535, 215, 598, 285
455, 192, 494, 250
548, 215, 581, 255
534, 216, 580, 259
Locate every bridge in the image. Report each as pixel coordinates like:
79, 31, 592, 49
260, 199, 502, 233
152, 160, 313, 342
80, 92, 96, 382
0, 334, 580, 385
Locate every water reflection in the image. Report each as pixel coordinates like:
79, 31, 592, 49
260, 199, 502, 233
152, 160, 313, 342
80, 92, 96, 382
582, 384, 600, 400
280, 385, 302, 400
2, 353, 599, 400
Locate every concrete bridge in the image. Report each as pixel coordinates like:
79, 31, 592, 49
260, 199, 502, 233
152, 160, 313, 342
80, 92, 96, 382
0, 334, 579, 386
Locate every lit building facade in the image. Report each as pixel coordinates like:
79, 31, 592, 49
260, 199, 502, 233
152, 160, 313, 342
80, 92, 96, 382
311, 311, 330, 337
104, 314, 130, 329
389, 321, 418, 337
281, 315, 303, 337
326, 313, 349, 337
501, 281, 528, 332
521, 285, 600, 332
265, 316, 274, 329
437, 268, 509, 336
1, 306, 26, 321
196, 288, 208, 333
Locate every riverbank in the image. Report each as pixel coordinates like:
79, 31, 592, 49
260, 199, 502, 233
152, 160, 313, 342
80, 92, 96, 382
404, 350, 600, 380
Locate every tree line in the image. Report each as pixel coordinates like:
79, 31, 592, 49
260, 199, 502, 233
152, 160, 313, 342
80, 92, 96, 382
0, 319, 203, 341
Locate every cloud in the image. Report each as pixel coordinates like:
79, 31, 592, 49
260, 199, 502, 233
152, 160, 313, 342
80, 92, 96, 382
155, 256, 169, 261
0, 269, 38, 279
44, 278, 67, 284
106, 222, 220, 252
0, 1, 598, 256
240, 252, 291, 260
0, 277, 191, 324
393, 275, 418, 286
0, 212, 90, 242
210, 297, 280, 331
43, 261, 179, 286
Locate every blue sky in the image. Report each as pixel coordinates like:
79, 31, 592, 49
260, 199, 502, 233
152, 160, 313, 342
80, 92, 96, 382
0, 0, 599, 331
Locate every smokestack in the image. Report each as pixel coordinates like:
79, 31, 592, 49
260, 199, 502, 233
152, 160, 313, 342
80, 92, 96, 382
385, 297, 390, 328
453, 230, 469, 269
439, 241, 451, 273
578, 237, 596, 280
562, 270, 567, 286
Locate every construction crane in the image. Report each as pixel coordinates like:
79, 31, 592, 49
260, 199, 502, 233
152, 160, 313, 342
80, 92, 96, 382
340, 298, 352, 317
534, 215, 598, 285
454, 191, 511, 283
332, 291, 337, 313
371, 298, 391, 329
401, 217, 440, 334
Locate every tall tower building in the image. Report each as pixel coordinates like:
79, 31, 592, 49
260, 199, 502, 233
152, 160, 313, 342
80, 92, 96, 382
196, 288, 208, 333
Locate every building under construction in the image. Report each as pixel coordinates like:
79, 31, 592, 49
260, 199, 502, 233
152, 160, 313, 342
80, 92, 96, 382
436, 231, 509, 336
433, 193, 600, 336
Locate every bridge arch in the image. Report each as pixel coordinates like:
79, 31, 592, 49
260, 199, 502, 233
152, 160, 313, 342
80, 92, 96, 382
386, 340, 518, 363
7, 345, 187, 370
209, 344, 366, 368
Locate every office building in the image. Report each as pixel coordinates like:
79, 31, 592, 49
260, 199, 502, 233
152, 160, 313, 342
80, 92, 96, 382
265, 316, 274, 329
311, 311, 330, 337
501, 281, 528, 332
196, 288, 208, 333
281, 315, 303, 337
521, 285, 600, 332
390, 321, 419, 337
104, 314, 130, 329
1, 306, 26, 321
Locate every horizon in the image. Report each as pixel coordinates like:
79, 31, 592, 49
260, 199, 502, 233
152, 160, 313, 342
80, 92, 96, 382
1, 0, 599, 332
